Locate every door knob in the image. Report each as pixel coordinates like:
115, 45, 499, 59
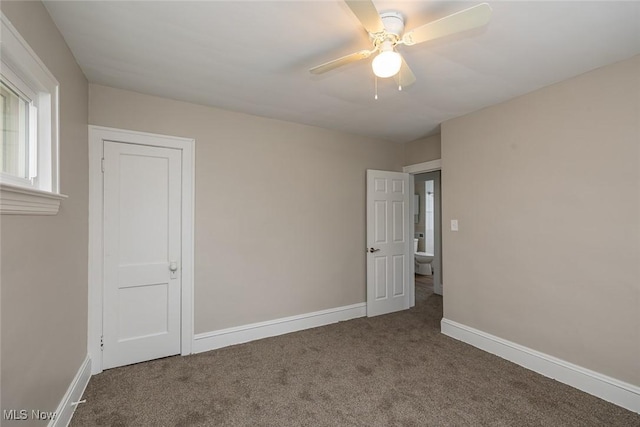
169, 261, 178, 279
368, 248, 380, 253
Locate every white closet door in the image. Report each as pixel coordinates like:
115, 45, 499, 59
102, 141, 182, 369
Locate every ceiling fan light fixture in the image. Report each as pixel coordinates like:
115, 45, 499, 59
310, 1, 492, 90
372, 50, 402, 78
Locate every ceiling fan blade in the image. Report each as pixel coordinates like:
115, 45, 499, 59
394, 56, 416, 89
402, 3, 492, 46
344, 0, 385, 34
309, 50, 374, 74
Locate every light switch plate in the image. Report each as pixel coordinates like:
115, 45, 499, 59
451, 219, 459, 231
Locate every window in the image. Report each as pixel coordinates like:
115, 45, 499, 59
0, 12, 64, 215
1, 72, 37, 185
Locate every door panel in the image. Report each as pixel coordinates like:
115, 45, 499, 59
375, 257, 387, 299
392, 255, 405, 296
103, 141, 182, 370
374, 201, 387, 243
367, 170, 411, 316
392, 201, 404, 241
117, 283, 169, 340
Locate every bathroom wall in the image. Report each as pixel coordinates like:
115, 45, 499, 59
441, 55, 640, 385
89, 84, 404, 333
414, 181, 426, 252
0, 1, 89, 424
424, 180, 435, 254
414, 176, 436, 254
404, 134, 441, 165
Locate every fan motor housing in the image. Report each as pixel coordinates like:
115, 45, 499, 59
379, 11, 405, 37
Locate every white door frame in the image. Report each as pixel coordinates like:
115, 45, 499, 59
403, 159, 442, 306
88, 125, 195, 374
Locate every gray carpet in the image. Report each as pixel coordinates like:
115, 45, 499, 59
72, 277, 640, 426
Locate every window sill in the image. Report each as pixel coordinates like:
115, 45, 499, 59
0, 183, 67, 215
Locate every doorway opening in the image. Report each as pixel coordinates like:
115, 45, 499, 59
404, 160, 442, 308
413, 171, 441, 302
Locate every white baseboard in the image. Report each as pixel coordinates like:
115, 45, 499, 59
441, 318, 640, 414
49, 355, 91, 427
193, 303, 366, 354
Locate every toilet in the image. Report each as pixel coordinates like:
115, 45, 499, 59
414, 238, 434, 276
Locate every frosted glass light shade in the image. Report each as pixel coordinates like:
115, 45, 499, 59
372, 51, 402, 78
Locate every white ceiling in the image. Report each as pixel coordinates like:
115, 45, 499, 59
44, 1, 640, 143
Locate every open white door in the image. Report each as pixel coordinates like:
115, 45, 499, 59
366, 170, 411, 317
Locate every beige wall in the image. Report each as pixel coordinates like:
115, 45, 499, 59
0, 1, 89, 423
88, 84, 403, 332
404, 134, 441, 165
441, 55, 640, 385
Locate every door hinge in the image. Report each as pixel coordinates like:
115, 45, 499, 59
100, 335, 104, 351
101, 158, 105, 173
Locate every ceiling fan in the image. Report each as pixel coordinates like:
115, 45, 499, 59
309, 1, 492, 89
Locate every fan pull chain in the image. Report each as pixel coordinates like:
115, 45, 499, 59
398, 67, 402, 91
374, 76, 378, 100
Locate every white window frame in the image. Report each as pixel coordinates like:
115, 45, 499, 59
0, 12, 66, 215
1, 64, 39, 187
